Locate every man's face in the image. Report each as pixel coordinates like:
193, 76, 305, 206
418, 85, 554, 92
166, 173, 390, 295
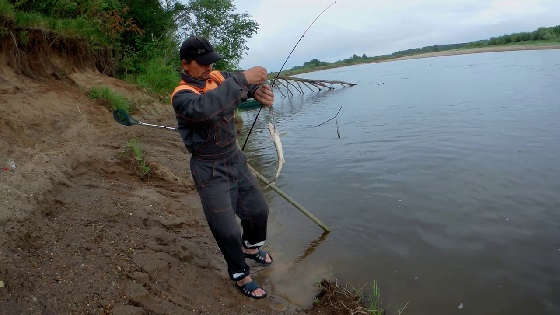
182, 59, 213, 80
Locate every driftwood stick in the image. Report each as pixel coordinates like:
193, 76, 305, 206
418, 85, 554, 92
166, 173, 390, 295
274, 84, 286, 98
286, 80, 303, 94
282, 79, 294, 97
266, 75, 356, 96
247, 164, 330, 233
278, 79, 288, 96
295, 81, 305, 94
301, 81, 316, 93
311, 105, 343, 127
336, 118, 341, 139
277, 75, 357, 86
315, 81, 329, 88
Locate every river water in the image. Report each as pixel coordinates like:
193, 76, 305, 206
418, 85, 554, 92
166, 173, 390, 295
239, 49, 560, 315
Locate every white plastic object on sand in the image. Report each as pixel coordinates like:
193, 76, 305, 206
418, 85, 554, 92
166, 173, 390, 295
7, 160, 16, 170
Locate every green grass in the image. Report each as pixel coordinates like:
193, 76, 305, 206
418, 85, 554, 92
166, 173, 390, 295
126, 55, 179, 97
127, 139, 151, 178
17, 30, 29, 45
87, 86, 131, 112
12, 11, 109, 45
281, 39, 560, 76
0, 1, 101, 42
502, 40, 560, 46
1, 0, 182, 100
0, 0, 14, 19
366, 280, 410, 315
368, 280, 384, 314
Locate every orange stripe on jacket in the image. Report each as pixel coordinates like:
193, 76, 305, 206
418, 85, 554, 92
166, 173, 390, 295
170, 71, 225, 103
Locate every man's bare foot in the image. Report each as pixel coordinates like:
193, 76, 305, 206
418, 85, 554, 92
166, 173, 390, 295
236, 276, 266, 298
242, 247, 273, 264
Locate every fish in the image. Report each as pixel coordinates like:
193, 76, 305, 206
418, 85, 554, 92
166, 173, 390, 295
267, 122, 285, 180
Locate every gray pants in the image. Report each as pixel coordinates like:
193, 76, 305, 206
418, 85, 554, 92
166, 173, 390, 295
190, 149, 269, 280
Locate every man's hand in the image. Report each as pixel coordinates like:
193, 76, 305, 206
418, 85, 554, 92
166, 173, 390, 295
243, 66, 268, 85
254, 84, 274, 107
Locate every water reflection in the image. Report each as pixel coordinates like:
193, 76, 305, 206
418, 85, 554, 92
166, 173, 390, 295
293, 231, 329, 264
238, 87, 350, 175
241, 50, 560, 314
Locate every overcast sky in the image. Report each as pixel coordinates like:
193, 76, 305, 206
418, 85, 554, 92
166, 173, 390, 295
234, 0, 560, 70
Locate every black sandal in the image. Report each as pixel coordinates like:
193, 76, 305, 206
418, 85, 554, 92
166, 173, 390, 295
244, 248, 273, 266
235, 279, 267, 299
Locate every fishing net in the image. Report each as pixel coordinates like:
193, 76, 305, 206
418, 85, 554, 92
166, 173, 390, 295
113, 108, 139, 126
238, 98, 261, 110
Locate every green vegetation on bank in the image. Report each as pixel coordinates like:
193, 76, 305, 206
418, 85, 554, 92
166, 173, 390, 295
283, 24, 560, 76
0, 0, 14, 18
14, 12, 108, 44
0, 0, 137, 46
126, 139, 151, 179
87, 86, 131, 112
3, 0, 558, 92
0, 0, 258, 96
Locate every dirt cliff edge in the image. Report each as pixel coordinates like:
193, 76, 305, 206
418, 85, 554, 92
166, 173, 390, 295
0, 25, 306, 314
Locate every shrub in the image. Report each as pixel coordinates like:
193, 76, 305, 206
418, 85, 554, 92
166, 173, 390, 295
132, 55, 178, 96
0, 0, 14, 19
87, 86, 131, 112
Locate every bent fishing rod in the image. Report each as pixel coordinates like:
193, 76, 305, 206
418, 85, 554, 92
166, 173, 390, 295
240, 1, 337, 151
111, 108, 330, 232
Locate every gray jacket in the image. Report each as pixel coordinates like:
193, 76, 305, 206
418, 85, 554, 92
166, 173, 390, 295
171, 71, 257, 158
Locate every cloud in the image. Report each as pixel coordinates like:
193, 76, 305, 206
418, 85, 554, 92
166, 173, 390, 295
235, 0, 560, 70
463, 0, 546, 25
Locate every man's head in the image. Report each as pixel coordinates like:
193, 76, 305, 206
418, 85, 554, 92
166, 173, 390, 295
180, 36, 221, 80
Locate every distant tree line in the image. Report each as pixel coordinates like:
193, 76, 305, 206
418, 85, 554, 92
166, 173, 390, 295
284, 25, 560, 75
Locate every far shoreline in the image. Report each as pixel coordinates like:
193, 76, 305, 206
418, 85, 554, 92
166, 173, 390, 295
289, 44, 560, 75
384, 44, 560, 62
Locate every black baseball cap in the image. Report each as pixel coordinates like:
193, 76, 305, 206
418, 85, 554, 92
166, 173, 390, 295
179, 36, 221, 65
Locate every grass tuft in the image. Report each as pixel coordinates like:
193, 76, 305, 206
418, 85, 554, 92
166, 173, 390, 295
130, 56, 178, 96
311, 279, 408, 315
87, 86, 131, 112
13, 11, 109, 46
368, 280, 383, 315
126, 139, 151, 179
0, 0, 14, 19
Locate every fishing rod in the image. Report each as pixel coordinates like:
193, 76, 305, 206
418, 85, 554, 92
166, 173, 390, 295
241, 1, 337, 151
111, 108, 330, 232
113, 109, 177, 130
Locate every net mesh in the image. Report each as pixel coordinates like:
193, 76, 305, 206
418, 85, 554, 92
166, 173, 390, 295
113, 109, 138, 126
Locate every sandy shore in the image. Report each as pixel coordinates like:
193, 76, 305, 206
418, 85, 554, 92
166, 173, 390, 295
289, 44, 560, 75
0, 64, 306, 314
385, 44, 560, 63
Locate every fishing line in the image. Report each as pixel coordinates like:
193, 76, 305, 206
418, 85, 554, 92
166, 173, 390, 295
241, 1, 337, 151
335, 117, 341, 139
309, 105, 342, 128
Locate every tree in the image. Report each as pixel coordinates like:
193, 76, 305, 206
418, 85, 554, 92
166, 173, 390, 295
303, 58, 320, 67
175, 0, 258, 70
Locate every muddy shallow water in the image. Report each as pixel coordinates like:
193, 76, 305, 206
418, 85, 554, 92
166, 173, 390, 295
240, 50, 560, 315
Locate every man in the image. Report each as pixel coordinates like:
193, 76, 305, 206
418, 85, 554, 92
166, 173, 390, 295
170, 36, 274, 299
